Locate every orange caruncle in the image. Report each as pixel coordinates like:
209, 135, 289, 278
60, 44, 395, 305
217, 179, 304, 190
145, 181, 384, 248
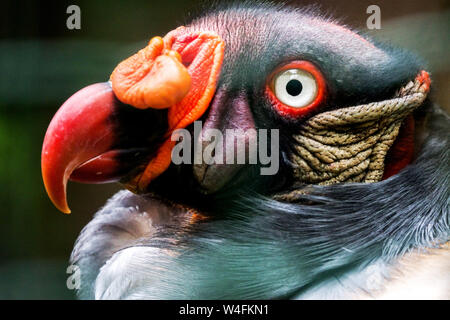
110, 29, 225, 192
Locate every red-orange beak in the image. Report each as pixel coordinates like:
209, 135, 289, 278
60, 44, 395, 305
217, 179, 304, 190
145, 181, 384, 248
42, 29, 224, 213
42, 82, 119, 213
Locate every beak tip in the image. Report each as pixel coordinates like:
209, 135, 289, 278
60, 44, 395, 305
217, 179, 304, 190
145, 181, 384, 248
54, 199, 71, 214
49, 193, 71, 214
42, 174, 71, 214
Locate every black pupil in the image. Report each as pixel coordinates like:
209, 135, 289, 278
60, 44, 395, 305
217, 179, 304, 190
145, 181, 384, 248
286, 79, 303, 96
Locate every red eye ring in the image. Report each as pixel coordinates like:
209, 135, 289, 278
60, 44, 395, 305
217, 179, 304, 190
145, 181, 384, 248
266, 60, 327, 118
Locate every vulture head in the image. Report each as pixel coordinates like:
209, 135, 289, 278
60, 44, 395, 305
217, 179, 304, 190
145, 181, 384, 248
41, 3, 449, 299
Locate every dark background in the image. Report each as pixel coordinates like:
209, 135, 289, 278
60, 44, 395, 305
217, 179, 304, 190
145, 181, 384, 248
0, 0, 448, 299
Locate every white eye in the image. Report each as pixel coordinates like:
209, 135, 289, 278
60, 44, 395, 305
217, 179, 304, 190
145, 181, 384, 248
273, 69, 318, 108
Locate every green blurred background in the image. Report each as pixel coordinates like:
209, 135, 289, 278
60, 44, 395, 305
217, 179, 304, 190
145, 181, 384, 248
0, 0, 448, 299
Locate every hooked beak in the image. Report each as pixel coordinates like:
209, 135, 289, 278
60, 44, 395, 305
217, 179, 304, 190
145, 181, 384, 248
42, 82, 120, 213
42, 29, 224, 213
